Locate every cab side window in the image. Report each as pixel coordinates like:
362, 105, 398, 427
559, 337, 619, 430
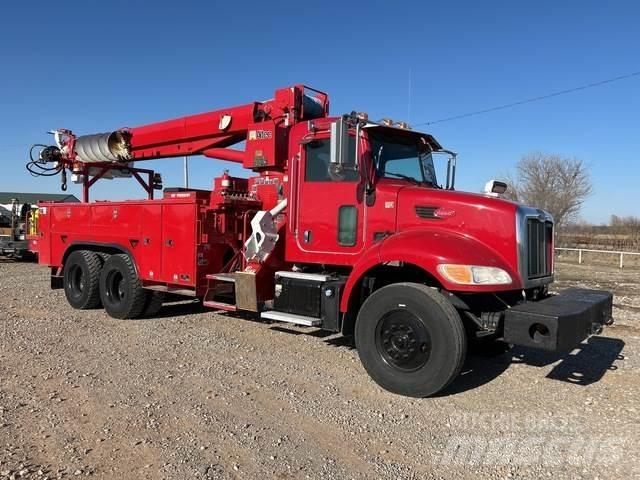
305, 138, 358, 182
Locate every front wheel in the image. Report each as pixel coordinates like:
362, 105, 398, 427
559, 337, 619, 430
355, 282, 466, 397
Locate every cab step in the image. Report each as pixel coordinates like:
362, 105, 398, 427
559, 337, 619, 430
206, 273, 235, 282
260, 310, 321, 327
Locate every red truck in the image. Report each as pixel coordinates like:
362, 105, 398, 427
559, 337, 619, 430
29, 84, 612, 397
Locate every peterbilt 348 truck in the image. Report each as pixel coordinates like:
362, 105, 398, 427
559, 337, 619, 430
28, 84, 612, 397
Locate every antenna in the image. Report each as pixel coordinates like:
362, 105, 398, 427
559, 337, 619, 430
407, 67, 412, 124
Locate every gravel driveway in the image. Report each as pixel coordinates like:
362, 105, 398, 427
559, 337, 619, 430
1, 260, 638, 479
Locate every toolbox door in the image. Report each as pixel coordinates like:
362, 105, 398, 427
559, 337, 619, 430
140, 204, 162, 281
161, 203, 197, 286
36, 205, 51, 265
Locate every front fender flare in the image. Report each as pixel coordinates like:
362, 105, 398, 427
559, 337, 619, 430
340, 228, 521, 311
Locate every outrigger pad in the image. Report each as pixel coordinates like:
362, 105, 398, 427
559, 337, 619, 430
504, 288, 613, 352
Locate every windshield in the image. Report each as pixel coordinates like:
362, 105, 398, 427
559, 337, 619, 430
368, 129, 437, 186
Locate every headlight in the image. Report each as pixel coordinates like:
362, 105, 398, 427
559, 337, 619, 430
437, 264, 512, 285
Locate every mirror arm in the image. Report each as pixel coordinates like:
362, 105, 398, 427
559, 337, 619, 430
437, 149, 458, 190
354, 120, 361, 169
450, 154, 457, 190
357, 121, 375, 195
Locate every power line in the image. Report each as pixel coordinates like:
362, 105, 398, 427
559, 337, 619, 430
1, 70, 638, 149
412, 70, 640, 127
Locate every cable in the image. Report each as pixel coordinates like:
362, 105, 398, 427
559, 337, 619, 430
26, 144, 62, 177
412, 70, 640, 127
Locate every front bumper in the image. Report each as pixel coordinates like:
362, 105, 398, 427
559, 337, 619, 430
0, 239, 31, 257
503, 288, 613, 351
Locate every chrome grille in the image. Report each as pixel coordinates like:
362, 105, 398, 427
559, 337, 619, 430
526, 218, 553, 279
516, 206, 554, 287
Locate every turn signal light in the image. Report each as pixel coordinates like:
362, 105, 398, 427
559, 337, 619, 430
438, 264, 473, 284
437, 264, 513, 285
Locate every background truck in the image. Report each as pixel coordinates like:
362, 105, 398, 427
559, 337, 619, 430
0, 199, 36, 259
27, 84, 613, 397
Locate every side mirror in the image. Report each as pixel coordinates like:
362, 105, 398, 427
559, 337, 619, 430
330, 116, 352, 168
483, 179, 508, 196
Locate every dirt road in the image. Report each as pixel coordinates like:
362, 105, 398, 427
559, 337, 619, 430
1, 260, 638, 479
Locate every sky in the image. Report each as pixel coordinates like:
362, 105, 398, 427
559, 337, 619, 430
0, 0, 638, 224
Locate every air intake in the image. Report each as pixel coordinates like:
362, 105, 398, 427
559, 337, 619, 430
415, 205, 440, 219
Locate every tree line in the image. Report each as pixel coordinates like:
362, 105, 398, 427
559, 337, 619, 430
498, 152, 637, 251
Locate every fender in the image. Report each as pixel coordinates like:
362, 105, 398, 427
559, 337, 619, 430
339, 242, 382, 312
340, 227, 522, 311
62, 241, 138, 274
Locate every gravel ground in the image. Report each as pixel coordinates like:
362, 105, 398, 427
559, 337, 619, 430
0, 259, 638, 479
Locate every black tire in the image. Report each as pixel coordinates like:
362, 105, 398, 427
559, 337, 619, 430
141, 291, 165, 317
63, 250, 102, 309
99, 253, 147, 319
96, 252, 111, 264
355, 282, 466, 397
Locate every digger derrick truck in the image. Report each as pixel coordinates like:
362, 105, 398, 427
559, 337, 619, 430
29, 84, 613, 397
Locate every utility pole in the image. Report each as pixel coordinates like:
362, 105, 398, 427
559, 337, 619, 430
183, 156, 189, 188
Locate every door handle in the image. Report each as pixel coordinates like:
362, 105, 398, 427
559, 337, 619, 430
303, 230, 312, 243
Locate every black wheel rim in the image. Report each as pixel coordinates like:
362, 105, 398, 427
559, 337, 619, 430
105, 270, 125, 305
375, 309, 431, 371
67, 264, 84, 298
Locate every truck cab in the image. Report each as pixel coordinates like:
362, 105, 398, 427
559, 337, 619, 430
286, 114, 548, 295
273, 113, 611, 396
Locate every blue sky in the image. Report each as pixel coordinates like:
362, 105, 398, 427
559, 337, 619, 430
0, 0, 638, 223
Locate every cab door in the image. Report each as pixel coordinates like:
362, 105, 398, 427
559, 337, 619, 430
292, 133, 365, 264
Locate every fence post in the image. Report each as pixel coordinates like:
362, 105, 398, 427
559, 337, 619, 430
578, 249, 583, 264
620, 253, 624, 269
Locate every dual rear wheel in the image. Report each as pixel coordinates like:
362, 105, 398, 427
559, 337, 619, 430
63, 250, 163, 319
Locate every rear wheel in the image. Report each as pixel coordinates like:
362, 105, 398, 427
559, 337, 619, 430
355, 282, 466, 397
99, 254, 147, 319
63, 250, 102, 309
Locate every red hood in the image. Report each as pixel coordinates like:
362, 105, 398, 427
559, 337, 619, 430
398, 185, 519, 216
393, 184, 521, 272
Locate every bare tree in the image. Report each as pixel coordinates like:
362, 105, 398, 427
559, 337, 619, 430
610, 215, 640, 250
501, 152, 592, 227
